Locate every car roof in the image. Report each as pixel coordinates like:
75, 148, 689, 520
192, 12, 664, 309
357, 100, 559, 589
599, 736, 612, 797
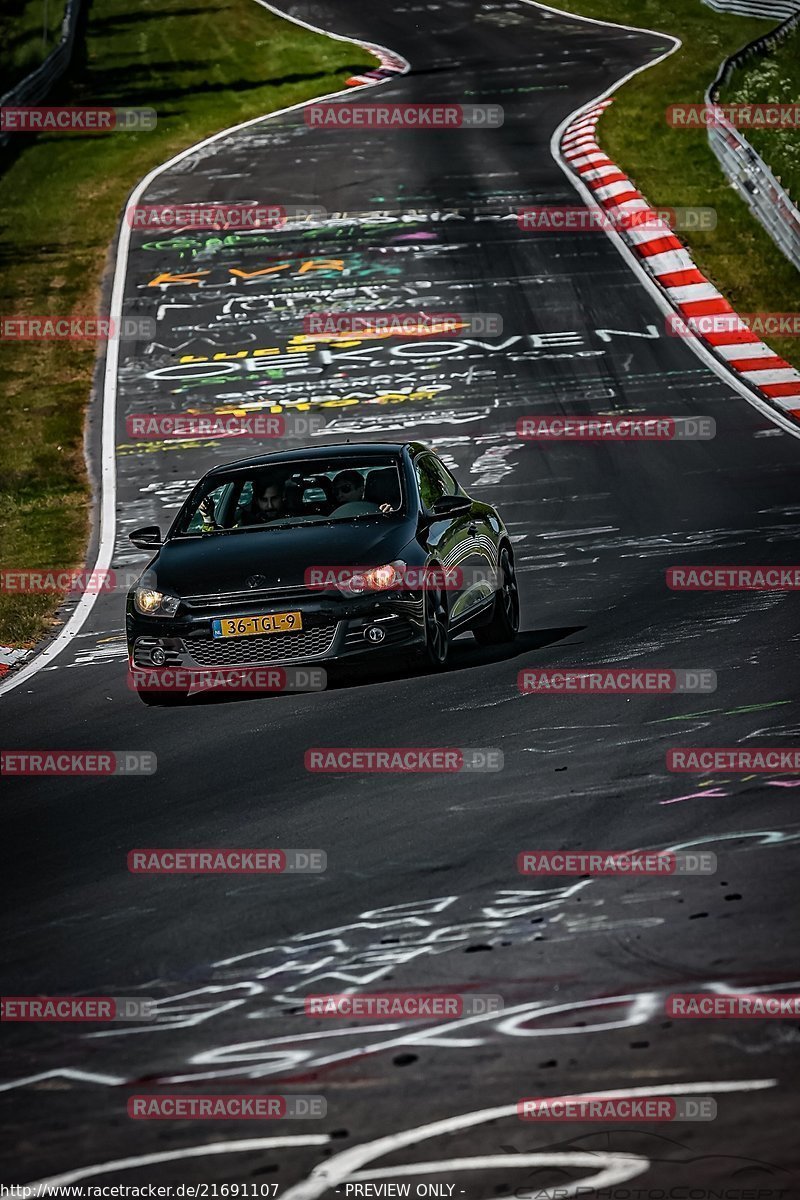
205, 442, 431, 477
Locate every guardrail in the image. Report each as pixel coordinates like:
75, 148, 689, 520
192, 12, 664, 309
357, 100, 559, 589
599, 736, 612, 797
1, 0, 85, 147
705, 10, 800, 269
703, 0, 799, 18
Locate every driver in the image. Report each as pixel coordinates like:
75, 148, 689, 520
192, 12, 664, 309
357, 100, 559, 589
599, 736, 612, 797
237, 473, 288, 526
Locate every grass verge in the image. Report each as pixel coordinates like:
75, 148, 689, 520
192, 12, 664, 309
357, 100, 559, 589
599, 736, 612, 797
0, 0, 375, 647
551, 1, 799, 366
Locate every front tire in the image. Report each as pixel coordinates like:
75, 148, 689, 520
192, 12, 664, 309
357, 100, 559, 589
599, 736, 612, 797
474, 545, 519, 645
422, 579, 451, 669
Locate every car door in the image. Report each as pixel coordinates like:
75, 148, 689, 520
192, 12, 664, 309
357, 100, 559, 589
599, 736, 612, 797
414, 453, 491, 628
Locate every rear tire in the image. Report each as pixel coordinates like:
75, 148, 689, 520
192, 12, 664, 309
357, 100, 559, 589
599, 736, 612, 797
474, 545, 519, 645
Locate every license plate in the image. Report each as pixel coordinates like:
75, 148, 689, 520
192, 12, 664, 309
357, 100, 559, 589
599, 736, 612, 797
212, 611, 303, 639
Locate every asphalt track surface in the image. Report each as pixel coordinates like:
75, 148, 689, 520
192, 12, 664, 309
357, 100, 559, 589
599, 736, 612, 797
2, 0, 800, 1191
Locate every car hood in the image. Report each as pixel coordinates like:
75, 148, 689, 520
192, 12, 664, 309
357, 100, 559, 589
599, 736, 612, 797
144, 518, 417, 596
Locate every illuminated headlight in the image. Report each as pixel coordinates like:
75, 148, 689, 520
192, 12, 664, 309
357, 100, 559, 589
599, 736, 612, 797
338, 562, 406, 596
133, 586, 180, 617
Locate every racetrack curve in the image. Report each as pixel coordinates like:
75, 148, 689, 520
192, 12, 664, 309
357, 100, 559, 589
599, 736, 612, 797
2, 0, 800, 1190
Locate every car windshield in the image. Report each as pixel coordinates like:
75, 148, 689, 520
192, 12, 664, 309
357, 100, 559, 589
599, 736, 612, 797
173, 455, 405, 537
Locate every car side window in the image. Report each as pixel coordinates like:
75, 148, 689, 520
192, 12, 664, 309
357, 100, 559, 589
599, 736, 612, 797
415, 455, 447, 510
415, 454, 458, 509
431, 458, 458, 496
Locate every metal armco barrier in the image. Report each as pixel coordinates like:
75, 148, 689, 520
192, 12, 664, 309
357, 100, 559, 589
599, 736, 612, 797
703, 0, 800, 17
1, 0, 85, 148
706, 11, 800, 270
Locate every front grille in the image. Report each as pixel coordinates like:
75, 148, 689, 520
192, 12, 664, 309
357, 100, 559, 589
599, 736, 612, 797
183, 585, 313, 610
188, 624, 338, 665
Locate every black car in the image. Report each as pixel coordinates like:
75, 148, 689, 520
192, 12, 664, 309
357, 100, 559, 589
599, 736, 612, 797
126, 442, 519, 702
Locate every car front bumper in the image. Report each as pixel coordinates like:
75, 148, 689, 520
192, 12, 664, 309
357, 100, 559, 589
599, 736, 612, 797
126, 591, 425, 673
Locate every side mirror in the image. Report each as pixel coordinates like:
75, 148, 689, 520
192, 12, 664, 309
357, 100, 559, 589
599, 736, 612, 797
129, 525, 163, 550
430, 495, 472, 518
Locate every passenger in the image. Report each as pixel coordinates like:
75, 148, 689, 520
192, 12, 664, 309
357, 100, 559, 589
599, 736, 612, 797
332, 469, 393, 513
331, 470, 365, 505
